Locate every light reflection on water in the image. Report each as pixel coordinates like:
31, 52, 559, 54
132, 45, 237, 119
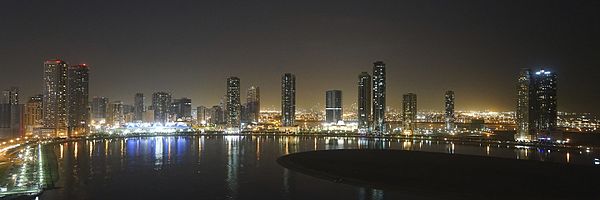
40, 135, 599, 200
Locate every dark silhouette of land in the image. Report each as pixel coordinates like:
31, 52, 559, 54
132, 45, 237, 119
278, 149, 600, 200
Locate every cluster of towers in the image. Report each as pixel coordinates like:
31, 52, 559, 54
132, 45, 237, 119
356, 61, 387, 134
515, 69, 558, 141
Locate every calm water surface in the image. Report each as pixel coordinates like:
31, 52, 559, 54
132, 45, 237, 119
39, 135, 599, 200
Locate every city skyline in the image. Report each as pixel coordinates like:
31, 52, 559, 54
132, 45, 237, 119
1, 1, 599, 113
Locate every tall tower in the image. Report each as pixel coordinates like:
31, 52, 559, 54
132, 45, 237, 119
91, 96, 109, 121
226, 77, 241, 131
325, 90, 343, 123
43, 59, 69, 136
372, 61, 386, 134
152, 92, 172, 124
281, 73, 296, 127
402, 93, 417, 135
0, 87, 24, 139
444, 91, 455, 132
25, 95, 43, 134
246, 86, 260, 124
171, 98, 192, 121
67, 64, 90, 136
530, 69, 557, 138
134, 93, 145, 122
357, 72, 371, 133
515, 69, 532, 141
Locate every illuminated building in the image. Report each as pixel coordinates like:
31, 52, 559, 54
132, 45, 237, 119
43, 59, 69, 136
325, 90, 343, 123
171, 98, 192, 122
134, 93, 145, 122
67, 64, 89, 136
357, 72, 371, 133
0, 87, 24, 139
196, 106, 208, 124
226, 77, 241, 131
402, 93, 417, 134
245, 86, 260, 124
210, 105, 224, 124
91, 96, 109, 121
372, 61, 386, 134
24, 95, 43, 134
107, 101, 125, 126
152, 92, 172, 124
281, 73, 296, 127
515, 68, 532, 141
530, 69, 558, 138
445, 91, 455, 131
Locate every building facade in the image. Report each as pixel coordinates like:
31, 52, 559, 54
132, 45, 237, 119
245, 86, 260, 124
67, 64, 89, 136
43, 59, 69, 136
357, 72, 371, 133
325, 90, 343, 123
281, 73, 296, 127
372, 61, 386, 134
445, 91, 455, 132
402, 93, 417, 134
226, 77, 241, 131
152, 92, 172, 124
515, 69, 532, 141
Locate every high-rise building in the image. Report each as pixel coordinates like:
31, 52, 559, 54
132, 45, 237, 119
210, 105, 224, 125
226, 77, 241, 131
325, 90, 343, 123
357, 72, 371, 133
445, 91, 455, 131
67, 64, 89, 136
372, 61, 386, 134
134, 93, 145, 122
43, 59, 69, 136
25, 95, 43, 134
152, 92, 172, 124
107, 101, 124, 126
515, 69, 558, 141
196, 106, 208, 124
91, 96, 109, 121
245, 86, 260, 124
515, 69, 532, 141
402, 93, 417, 135
171, 98, 192, 122
281, 73, 296, 127
0, 87, 19, 104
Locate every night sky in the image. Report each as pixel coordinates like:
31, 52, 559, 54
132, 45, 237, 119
1, 0, 599, 113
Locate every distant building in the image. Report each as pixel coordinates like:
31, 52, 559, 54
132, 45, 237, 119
152, 92, 172, 124
107, 101, 124, 126
134, 93, 145, 122
91, 96, 109, 122
67, 64, 89, 136
402, 93, 417, 134
171, 98, 192, 122
0, 87, 24, 139
210, 105, 224, 125
325, 90, 343, 123
445, 91, 455, 131
281, 73, 296, 127
25, 95, 43, 135
245, 86, 260, 124
43, 59, 69, 136
357, 72, 371, 133
196, 106, 208, 124
372, 61, 386, 134
515, 69, 558, 141
226, 77, 241, 131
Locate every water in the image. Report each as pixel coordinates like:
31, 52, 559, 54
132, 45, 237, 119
37, 135, 599, 200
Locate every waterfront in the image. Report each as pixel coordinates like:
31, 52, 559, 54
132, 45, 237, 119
17, 135, 596, 199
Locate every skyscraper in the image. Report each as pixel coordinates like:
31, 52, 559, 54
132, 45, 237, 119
43, 59, 69, 136
134, 93, 145, 122
530, 69, 558, 138
171, 98, 192, 121
107, 101, 124, 125
67, 64, 89, 136
0, 87, 24, 139
357, 72, 371, 133
281, 73, 296, 127
226, 77, 241, 131
515, 69, 532, 141
445, 91, 455, 131
245, 86, 260, 124
325, 90, 343, 123
372, 61, 386, 134
25, 95, 43, 134
196, 106, 208, 124
402, 93, 417, 135
152, 92, 172, 124
91, 96, 109, 121
0, 87, 19, 104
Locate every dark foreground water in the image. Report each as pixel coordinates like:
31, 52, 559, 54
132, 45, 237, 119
38, 135, 599, 200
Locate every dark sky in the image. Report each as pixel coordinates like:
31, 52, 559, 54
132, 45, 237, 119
1, 0, 599, 113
